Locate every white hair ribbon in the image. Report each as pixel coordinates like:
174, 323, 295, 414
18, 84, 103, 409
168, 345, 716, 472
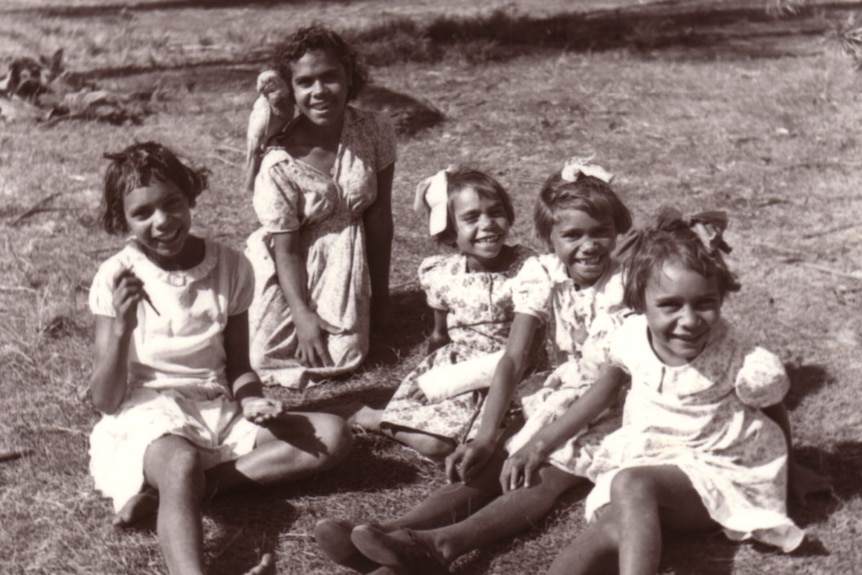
413, 169, 451, 236
561, 154, 613, 183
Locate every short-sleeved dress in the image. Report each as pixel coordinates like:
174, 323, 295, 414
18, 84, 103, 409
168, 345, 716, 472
246, 107, 397, 388
88, 239, 261, 512
504, 253, 628, 477
380, 245, 535, 441
584, 314, 804, 553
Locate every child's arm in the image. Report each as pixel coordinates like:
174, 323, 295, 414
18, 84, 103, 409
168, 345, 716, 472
427, 309, 450, 354
445, 312, 541, 483
500, 364, 627, 492
89, 269, 143, 414
762, 402, 832, 504
363, 163, 395, 333
271, 231, 334, 368
225, 310, 285, 424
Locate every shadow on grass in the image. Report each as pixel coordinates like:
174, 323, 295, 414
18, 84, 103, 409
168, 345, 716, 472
365, 288, 431, 369
784, 362, 832, 411
207, 496, 297, 575
790, 441, 862, 528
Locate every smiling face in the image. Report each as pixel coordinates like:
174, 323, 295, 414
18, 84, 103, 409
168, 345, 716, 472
452, 186, 511, 271
123, 178, 193, 269
548, 208, 616, 287
643, 260, 723, 366
289, 48, 349, 127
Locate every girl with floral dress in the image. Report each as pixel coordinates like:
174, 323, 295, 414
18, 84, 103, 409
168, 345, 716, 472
245, 25, 396, 388
313, 158, 634, 575
351, 167, 535, 460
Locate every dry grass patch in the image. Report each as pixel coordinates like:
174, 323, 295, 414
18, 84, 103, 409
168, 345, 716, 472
2, 1, 862, 574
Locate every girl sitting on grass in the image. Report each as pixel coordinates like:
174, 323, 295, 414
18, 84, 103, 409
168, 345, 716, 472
314, 158, 634, 574
87, 141, 352, 575
350, 167, 536, 459
245, 25, 396, 388
537, 210, 806, 574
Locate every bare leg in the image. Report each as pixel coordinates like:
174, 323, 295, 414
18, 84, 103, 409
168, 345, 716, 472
315, 446, 505, 572
379, 426, 456, 461
350, 464, 584, 570
384, 446, 507, 530
420, 464, 583, 562
548, 465, 715, 575
207, 411, 352, 492
143, 435, 208, 575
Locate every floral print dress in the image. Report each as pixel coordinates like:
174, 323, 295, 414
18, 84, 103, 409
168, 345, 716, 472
584, 314, 804, 552
380, 245, 534, 441
245, 107, 396, 388
504, 253, 628, 476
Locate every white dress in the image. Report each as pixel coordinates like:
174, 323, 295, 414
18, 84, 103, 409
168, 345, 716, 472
246, 106, 397, 388
585, 314, 804, 552
505, 254, 627, 476
88, 240, 260, 512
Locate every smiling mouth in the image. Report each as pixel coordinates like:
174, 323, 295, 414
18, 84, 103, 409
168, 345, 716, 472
153, 229, 181, 244
475, 235, 501, 245
574, 255, 604, 266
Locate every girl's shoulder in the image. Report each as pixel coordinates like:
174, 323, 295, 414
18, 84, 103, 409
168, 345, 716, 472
419, 252, 463, 280
506, 244, 537, 276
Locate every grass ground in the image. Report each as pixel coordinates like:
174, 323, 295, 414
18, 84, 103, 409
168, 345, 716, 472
1, 1, 862, 574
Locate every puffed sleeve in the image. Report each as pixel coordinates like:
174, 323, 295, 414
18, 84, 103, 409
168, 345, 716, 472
735, 346, 789, 407
373, 111, 397, 171
607, 313, 642, 375
418, 254, 450, 311
225, 247, 255, 316
88, 255, 124, 317
252, 156, 303, 233
511, 256, 552, 323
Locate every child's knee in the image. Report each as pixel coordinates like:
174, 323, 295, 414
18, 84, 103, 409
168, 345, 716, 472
315, 413, 353, 468
609, 467, 654, 503
144, 436, 204, 486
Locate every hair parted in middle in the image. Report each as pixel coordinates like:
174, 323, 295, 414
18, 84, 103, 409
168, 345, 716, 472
273, 25, 368, 102
100, 141, 208, 236
622, 211, 741, 314
432, 167, 515, 247
533, 171, 633, 246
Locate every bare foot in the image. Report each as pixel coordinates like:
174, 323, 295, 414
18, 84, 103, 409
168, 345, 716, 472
348, 405, 383, 431
112, 488, 158, 528
326, 401, 383, 431
244, 552, 274, 575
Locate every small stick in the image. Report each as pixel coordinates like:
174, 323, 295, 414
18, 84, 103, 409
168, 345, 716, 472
796, 261, 862, 281
0, 449, 32, 463
141, 289, 160, 316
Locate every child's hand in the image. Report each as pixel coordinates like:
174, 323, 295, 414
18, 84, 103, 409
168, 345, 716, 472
789, 459, 833, 505
445, 439, 494, 484
241, 396, 286, 425
112, 269, 146, 333
294, 309, 334, 368
500, 443, 547, 492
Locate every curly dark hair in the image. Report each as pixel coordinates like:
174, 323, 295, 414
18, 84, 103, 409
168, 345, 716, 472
622, 213, 741, 313
426, 167, 515, 247
272, 25, 368, 102
533, 171, 632, 246
100, 141, 208, 235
